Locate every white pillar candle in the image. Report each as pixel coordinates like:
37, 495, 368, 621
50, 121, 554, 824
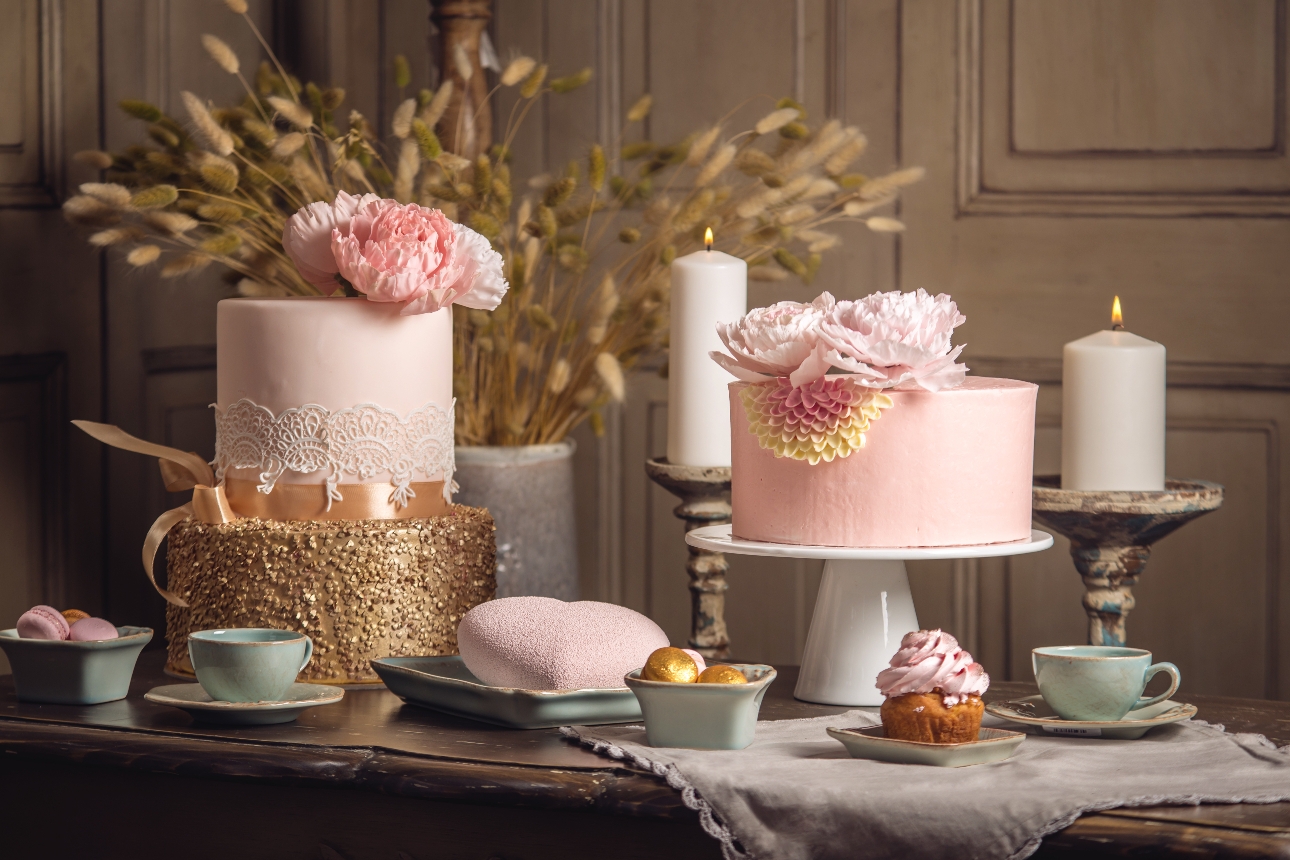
1061, 297, 1166, 491
667, 234, 747, 466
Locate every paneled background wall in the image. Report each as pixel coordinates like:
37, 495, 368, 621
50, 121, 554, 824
1, 0, 1287, 698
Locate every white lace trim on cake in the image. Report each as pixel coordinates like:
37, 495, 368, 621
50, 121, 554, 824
213, 398, 456, 508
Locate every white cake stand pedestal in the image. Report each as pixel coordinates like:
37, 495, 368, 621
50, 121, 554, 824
685, 525, 1055, 706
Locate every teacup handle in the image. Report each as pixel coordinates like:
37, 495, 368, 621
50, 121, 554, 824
297, 635, 314, 677
1131, 662, 1180, 711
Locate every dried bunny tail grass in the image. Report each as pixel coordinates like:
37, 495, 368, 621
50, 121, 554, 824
501, 56, 536, 87
859, 166, 924, 200
737, 173, 813, 219
626, 94, 653, 123
79, 182, 131, 207
843, 195, 896, 217
755, 107, 799, 135
201, 34, 239, 74
801, 177, 840, 200
781, 120, 846, 175
181, 91, 234, 156
268, 96, 312, 129
272, 132, 306, 158
798, 230, 840, 252
394, 139, 420, 201
223, 0, 248, 12
130, 185, 178, 209
391, 98, 416, 138
520, 64, 547, 99
824, 129, 868, 175
686, 125, 721, 167
779, 203, 816, 224
594, 352, 625, 402
126, 245, 161, 266
74, 150, 114, 169
453, 43, 473, 83
749, 265, 788, 281
523, 236, 540, 278
89, 227, 144, 246
421, 80, 453, 126
694, 143, 735, 187
866, 216, 905, 232
586, 275, 619, 344
161, 252, 213, 278
547, 358, 571, 394
673, 188, 715, 232
143, 211, 198, 235
735, 148, 777, 176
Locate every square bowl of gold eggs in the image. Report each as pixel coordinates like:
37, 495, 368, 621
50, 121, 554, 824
624, 647, 776, 749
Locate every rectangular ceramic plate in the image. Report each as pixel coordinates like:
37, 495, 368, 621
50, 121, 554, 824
370, 656, 643, 729
827, 725, 1026, 767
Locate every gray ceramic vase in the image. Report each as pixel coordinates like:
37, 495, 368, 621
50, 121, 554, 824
454, 441, 580, 600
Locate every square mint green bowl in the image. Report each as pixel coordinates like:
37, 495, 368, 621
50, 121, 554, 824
625, 664, 776, 749
0, 626, 152, 704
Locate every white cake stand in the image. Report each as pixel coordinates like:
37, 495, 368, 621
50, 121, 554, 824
685, 525, 1054, 706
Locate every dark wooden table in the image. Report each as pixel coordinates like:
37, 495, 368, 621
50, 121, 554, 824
1, 653, 1288, 859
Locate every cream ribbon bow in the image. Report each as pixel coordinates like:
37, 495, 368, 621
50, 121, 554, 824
74, 420, 235, 607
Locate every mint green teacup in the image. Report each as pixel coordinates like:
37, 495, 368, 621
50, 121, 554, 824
188, 628, 313, 703
1033, 646, 1180, 722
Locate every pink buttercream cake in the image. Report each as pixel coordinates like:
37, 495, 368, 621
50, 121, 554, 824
730, 376, 1037, 548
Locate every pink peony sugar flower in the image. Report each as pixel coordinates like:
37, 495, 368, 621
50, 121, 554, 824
282, 190, 379, 291
818, 288, 967, 391
281, 192, 507, 314
710, 293, 870, 388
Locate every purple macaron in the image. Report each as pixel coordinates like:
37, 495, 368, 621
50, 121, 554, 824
16, 605, 70, 640
68, 617, 120, 642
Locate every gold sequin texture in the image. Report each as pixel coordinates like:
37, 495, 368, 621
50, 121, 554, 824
164, 506, 497, 684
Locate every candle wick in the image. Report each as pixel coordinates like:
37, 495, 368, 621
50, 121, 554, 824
1112, 323, 1124, 331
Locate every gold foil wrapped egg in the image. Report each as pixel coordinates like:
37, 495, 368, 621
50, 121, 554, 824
698, 665, 749, 685
61, 609, 90, 624
642, 647, 700, 683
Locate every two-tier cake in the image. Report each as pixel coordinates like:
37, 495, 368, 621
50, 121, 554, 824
84, 192, 509, 683
713, 289, 1036, 548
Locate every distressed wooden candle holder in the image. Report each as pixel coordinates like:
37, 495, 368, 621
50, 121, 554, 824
644, 458, 732, 659
1032, 475, 1224, 647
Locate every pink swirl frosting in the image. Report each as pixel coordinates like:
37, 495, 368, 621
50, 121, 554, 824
875, 629, 989, 707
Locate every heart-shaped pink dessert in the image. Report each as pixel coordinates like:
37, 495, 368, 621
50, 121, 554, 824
458, 597, 670, 690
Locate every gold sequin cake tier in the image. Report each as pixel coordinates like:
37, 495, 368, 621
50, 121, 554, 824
164, 506, 496, 684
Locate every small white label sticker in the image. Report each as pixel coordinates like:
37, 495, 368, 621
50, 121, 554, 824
1043, 725, 1102, 737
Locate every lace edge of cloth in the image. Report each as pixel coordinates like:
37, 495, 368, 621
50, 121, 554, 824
559, 726, 750, 860
561, 720, 1290, 860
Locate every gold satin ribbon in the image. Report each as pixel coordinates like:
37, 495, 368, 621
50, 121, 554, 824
224, 478, 447, 520
73, 421, 451, 607
73, 420, 236, 607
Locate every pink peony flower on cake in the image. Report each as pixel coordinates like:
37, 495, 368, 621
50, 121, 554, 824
710, 293, 874, 388
818, 288, 967, 391
281, 191, 507, 314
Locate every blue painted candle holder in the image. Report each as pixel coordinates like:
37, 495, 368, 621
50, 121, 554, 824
1032, 476, 1223, 647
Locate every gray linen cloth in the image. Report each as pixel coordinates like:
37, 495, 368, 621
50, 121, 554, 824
562, 711, 1290, 860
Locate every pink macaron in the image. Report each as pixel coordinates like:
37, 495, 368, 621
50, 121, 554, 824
68, 617, 119, 642
17, 605, 70, 640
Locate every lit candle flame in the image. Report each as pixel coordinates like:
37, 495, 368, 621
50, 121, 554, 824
1111, 296, 1123, 329
705, 226, 713, 251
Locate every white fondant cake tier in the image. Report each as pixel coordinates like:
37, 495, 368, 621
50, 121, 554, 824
216, 297, 453, 487
730, 377, 1037, 548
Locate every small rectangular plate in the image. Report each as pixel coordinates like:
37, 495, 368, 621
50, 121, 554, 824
371, 656, 642, 729
827, 725, 1026, 767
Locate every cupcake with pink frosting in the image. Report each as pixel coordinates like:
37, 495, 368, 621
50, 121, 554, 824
875, 629, 989, 743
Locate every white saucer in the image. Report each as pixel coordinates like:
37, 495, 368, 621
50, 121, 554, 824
685, 525, 1054, 561
144, 682, 344, 725
827, 726, 1026, 767
986, 694, 1197, 740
